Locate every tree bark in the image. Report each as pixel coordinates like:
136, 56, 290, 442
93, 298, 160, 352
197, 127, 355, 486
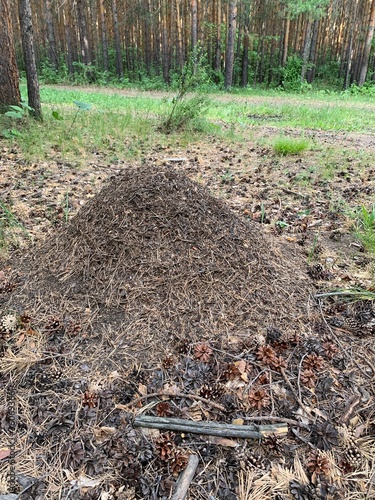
99, 0, 109, 72
214, 0, 221, 72
358, 0, 375, 85
306, 19, 319, 83
282, 15, 291, 67
224, 0, 237, 88
44, 0, 58, 69
191, 0, 198, 52
241, 29, 249, 87
0, 0, 21, 112
301, 19, 313, 82
112, 0, 124, 77
76, 0, 92, 65
18, 0, 42, 120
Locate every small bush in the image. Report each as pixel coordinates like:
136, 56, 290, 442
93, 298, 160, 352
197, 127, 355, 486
272, 136, 309, 156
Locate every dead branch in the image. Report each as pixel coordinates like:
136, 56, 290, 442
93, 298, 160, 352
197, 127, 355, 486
171, 454, 199, 500
134, 415, 288, 438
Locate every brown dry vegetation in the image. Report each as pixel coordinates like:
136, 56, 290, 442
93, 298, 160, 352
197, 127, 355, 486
0, 107, 375, 499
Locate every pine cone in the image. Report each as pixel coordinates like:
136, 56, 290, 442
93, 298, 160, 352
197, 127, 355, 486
303, 353, 324, 371
247, 389, 271, 410
306, 450, 331, 476
194, 342, 213, 362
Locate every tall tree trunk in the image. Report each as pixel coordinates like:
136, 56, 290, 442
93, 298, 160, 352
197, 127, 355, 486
99, 0, 109, 71
162, 0, 169, 82
215, 0, 221, 72
301, 19, 313, 82
191, 0, 198, 52
18, 0, 42, 120
62, 3, 74, 76
112, 0, 124, 77
44, 0, 58, 69
224, 0, 237, 88
358, 0, 375, 85
344, 0, 359, 89
282, 15, 290, 67
241, 28, 249, 87
76, 0, 91, 65
306, 19, 319, 83
175, 0, 184, 68
0, 0, 21, 111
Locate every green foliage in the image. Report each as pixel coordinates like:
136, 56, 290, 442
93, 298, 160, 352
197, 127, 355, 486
2, 100, 33, 138
5, 101, 33, 120
159, 45, 211, 132
272, 136, 309, 155
344, 83, 375, 97
52, 110, 64, 121
279, 55, 313, 92
286, 0, 329, 19
355, 205, 375, 253
40, 61, 62, 84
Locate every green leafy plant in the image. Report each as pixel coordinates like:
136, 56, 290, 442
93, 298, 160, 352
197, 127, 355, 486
5, 101, 34, 120
68, 100, 92, 133
272, 136, 309, 156
2, 100, 34, 138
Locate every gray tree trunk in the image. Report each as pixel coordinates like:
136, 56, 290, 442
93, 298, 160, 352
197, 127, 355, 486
18, 0, 42, 120
224, 0, 237, 88
0, 0, 21, 112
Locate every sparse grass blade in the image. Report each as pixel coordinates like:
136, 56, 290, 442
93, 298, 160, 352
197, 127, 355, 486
355, 205, 375, 253
0, 200, 29, 253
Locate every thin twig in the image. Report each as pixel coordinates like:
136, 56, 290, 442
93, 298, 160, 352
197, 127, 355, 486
116, 391, 226, 412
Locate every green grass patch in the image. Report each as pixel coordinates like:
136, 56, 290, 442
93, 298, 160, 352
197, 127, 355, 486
355, 205, 375, 253
272, 136, 309, 156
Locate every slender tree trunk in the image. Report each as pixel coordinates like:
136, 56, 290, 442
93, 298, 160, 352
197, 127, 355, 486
175, 0, 184, 68
343, 0, 358, 88
0, 0, 21, 111
306, 19, 319, 83
162, 0, 169, 82
76, 0, 91, 65
191, 0, 198, 52
224, 0, 237, 88
112, 0, 124, 77
282, 15, 290, 67
99, 0, 109, 71
241, 28, 249, 87
301, 19, 313, 82
44, 0, 58, 69
358, 0, 375, 85
18, 0, 42, 120
215, 0, 221, 72
62, 3, 74, 76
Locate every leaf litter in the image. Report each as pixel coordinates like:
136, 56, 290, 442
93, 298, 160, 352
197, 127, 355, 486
0, 135, 375, 499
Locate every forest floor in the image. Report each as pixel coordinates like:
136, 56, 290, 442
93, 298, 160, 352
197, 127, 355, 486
0, 87, 375, 499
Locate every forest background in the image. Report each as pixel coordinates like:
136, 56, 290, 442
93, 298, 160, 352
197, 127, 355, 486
5, 0, 375, 93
